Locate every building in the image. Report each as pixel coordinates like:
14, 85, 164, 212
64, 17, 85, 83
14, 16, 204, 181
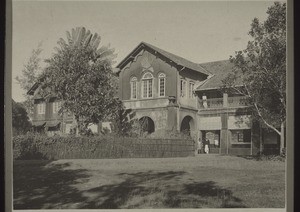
27, 84, 103, 135
27, 41, 281, 155
116, 42, 281, 155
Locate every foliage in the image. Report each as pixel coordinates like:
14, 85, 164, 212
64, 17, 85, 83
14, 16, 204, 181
13, 133, 195, 160
39, 27, 118, 132
223, 2, 286, 135
15, 43, 43, 118
109, 99, 138, 137
12, 99, 32, 136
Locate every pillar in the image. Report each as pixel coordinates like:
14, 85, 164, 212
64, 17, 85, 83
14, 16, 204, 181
220, 112, 229, 154
167, 96, 178, 132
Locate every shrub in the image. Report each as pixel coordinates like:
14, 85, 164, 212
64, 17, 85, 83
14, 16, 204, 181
13, 133, 195, 160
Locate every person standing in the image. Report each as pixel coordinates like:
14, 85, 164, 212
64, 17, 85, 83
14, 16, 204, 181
198, 137, 203, 154
202, 94, 208, 108
204, 138, 210, 154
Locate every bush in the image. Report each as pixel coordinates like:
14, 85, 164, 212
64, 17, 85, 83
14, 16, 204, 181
13, 133, 195, 160
13, 132, 48, 160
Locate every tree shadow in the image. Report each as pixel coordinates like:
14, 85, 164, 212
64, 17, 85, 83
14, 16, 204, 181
82, 171, 246, 209
83, 171, 186, 208
165, 181, 246, 208
14, 162, 246, 209
13, 160, 90, 209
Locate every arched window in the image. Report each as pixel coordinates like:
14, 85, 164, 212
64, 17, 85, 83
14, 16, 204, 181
158, 73, 166, 97
130, 77, 137, 99
142, 72, 153, 98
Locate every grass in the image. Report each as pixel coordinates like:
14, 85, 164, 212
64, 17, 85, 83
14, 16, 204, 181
13, 155, 285, 209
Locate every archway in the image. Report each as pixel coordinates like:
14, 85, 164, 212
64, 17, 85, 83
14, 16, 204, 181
139, 116, 155, 134
180, 116, 195, 135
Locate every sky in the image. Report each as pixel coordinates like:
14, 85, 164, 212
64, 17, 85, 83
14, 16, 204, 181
12, 0, 278, 102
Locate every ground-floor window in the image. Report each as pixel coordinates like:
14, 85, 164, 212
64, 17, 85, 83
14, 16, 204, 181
230, 129, 251, 143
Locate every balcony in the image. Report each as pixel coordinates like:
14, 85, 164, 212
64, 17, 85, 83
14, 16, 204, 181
123, 98, 169, 109
198, 96, 248, 110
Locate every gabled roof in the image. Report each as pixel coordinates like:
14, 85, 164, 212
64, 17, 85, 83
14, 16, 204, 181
116, 42, 212, 76
195, 60, 243, 91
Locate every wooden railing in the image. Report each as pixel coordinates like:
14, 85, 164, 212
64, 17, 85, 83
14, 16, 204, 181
198, 98, 223, 109
228, 96, 248, 107
198, 96, 248, 109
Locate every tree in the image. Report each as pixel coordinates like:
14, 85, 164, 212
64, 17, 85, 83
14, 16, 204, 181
15, 42, 43, 120
109, 99, 138, 137
223, 2, 286, 153
12, 99, 32, 135
39, 27, 118, 133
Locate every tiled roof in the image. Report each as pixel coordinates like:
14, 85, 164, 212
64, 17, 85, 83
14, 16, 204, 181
116, 42, 212, 76
196, 60, 243, 91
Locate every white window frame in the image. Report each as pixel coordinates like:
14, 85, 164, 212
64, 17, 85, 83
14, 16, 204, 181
158, 73, 166, 97
189, 82, 195, 98
142, 72, 153, 98
37, 103, 45, 114
53, 101, 62, 114
130, 77, 138, 99
180, 79, 187, 97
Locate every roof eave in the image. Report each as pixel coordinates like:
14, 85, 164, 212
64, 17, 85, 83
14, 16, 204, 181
27, 82, 40, 95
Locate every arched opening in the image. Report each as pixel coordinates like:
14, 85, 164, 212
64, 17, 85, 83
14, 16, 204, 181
139, 116, 155, 134
180, 116, 195, 135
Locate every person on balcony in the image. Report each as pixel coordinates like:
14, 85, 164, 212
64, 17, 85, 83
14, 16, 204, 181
202, 94, 208, 108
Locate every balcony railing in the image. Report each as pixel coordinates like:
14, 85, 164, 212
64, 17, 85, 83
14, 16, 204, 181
198, 98, 223, 109
198, 96, 248, 109
228, 96, 248, 107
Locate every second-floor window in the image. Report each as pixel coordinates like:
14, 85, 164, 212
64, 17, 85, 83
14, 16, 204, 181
130, 77, 137, 99
158, 73, 166, 97
142, 72, 153, 98
53, 101, 62, 114
180, 79, 186, 97
37, 103, 45, 114
189, 82, 195, 98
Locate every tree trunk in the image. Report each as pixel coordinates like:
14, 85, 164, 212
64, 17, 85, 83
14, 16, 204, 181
280, 121, 285, 154
75, 116, 79, 136
259, 125, 264, 155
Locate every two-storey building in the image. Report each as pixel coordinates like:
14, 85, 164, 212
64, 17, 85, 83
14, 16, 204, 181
116, 42, 281, 155
27, 41, 281, 155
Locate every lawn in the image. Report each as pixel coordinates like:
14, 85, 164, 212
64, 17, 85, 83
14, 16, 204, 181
13, 155, 285, 209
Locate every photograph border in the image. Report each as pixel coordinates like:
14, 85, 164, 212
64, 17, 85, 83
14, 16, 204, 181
5, 0, 293, 211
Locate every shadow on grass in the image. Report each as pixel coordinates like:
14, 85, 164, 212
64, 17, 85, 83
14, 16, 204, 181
236, 155, 285, 162
14, 161, 245, 209
13, 160, 90, 209
82, 171, 245, 208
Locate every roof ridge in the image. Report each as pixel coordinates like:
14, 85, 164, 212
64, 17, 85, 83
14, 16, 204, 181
138, 42, 212, 75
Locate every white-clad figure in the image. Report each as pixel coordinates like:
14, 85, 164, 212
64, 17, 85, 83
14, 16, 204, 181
204, 138, 210, 154
202, 94, 208, 108
214, 139, 219, 148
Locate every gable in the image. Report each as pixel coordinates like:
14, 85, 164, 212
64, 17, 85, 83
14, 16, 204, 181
116, 42, 211, 77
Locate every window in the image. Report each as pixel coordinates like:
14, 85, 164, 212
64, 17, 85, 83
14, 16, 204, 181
53, 101, 62, 114
180, 79, 186, 97
231, 129, 251, 143
37, 103, 45, 114
130, 77, 137, 99
189, 82, 195, 98
158, 73, 166, 97
142, 72, 153, 98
